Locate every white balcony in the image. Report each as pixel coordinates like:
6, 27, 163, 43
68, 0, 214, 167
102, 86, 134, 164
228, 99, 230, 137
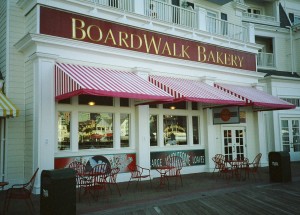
242, 12, 279, 26
257, 52, 275, 68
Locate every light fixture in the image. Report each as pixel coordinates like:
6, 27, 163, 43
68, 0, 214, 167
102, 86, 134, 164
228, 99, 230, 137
170, 106, 176, 110
88, 101, 95, 106
0, 70, 4, 90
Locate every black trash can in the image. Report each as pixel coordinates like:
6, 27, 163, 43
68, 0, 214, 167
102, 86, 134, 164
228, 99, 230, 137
40, 168, 76, 215
268, 151, 291, 183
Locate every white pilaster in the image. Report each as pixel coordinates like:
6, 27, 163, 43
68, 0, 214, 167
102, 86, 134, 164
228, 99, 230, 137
30, 52, 58, 193
135, 105, 150, 169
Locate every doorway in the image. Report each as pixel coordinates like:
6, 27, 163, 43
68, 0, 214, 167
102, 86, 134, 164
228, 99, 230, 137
280, 118, 300, 161
222, 127, 246, 161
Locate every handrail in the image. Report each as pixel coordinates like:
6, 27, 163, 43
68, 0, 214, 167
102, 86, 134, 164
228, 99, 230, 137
257, 52, 275, 68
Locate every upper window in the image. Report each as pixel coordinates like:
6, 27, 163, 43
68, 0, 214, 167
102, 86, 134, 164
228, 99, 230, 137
78, 95, 113, 106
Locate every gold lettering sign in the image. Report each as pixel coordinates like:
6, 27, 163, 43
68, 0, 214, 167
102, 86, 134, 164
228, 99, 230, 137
40, 7, 256, 71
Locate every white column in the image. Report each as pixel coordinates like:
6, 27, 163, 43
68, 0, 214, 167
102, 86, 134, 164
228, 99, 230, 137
30, 53, 58, 193
135, 105, 151, 169
247, 23, 255, 43
257, 111, 268, 166
197, 8, 207, 32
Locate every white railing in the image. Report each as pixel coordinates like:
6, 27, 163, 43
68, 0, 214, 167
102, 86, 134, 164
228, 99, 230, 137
206, 16, 248, 42
144, 0, 197, 29
79, 0, 249, 42
234, 0, 245, 4
242, 12, 276, 22
88, 0, 134, 12
257, 52, 275, 68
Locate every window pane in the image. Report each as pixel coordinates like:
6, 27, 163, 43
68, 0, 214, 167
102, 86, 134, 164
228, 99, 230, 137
150, 115, 158, 146
192, 102, 198, 110
78, 112, 113, 149
164, 115, 187, 145
58, 112, 71, 150
121, 113, 129, 147
78, 95, 113, 106
120, 98, 129, 107
192, 116, 199, 144
58, 98, 71, 104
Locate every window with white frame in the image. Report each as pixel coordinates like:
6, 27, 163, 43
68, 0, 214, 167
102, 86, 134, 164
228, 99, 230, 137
57, 96, 132, 151
149, 101, 201, 147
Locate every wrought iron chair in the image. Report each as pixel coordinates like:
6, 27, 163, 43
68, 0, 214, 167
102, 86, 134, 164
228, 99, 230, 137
105, 167, 121, 196
165, 156, 184, 189
90, 163, 111, 201
211, 154, 225, 178
244, 153, 262, 181
68, 161, 92, 202
4, 168, 39, 214
127, 165, 152, 190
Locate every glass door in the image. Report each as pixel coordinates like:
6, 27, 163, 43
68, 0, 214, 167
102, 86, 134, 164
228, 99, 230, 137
281, 119, 300, 161
222, 127, 246, 161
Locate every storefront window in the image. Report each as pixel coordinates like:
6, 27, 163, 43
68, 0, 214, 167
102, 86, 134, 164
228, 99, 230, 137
121, 113, 130, 147
58, 112, 71, 150
192, 116, 199, 144
150, 115, 158, 146
78, 112, 113, 149
164, 115, 187, 145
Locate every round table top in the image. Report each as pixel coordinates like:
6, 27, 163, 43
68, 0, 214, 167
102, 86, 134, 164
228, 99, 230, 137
0, 181, 9, 187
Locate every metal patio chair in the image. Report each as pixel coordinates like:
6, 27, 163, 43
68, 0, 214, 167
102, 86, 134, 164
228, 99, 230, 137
127, 165, 152, 191
4, 168, 39, 214
165, 156, 184, 189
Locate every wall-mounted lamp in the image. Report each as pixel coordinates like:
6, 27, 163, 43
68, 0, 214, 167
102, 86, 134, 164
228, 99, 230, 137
170, 106, 176, 110
88, 101, 95, 106
0, 71, 4, 90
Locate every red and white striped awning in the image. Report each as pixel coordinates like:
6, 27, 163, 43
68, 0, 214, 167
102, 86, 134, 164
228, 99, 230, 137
55, 63, 173, 102
215, 83, 296, 111
149, 75, 245, 106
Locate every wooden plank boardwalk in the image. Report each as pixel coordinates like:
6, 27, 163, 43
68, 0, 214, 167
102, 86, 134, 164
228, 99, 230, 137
0, 162, 299, 214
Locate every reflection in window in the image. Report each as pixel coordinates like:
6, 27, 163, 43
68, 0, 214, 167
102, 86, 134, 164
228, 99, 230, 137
78, 112, 113, 149
58, 112, 71, 150
121, 113, 130, 147
150, 115, 158, 146
164, 115, 187, 145
240, 111, 246, 123
192, 116, 199, 144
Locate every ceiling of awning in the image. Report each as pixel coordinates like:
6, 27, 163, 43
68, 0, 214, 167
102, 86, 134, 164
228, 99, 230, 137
0, 92, 19, 118
55, 63, 173, 102
214, 83, 296, 111
149, 75, 245, 107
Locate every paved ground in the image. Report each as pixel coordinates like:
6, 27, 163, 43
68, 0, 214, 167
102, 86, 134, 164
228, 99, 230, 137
1, 162, 299, 215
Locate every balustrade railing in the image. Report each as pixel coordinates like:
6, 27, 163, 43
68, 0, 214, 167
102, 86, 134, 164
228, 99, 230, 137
243, 12, 276, 22
206, 16, 248, 42
78, 0, 250, 42
144, 0, 197, 29
257, 52, 275, 68
88, 0, 134, 12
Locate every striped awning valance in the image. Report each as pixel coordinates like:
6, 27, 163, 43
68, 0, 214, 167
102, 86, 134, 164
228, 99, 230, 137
215, 83, 296, 111
55, 63, 173, 102
0, 92, 19, 117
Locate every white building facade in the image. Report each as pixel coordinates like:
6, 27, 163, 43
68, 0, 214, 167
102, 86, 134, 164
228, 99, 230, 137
1, 0, 299, 193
